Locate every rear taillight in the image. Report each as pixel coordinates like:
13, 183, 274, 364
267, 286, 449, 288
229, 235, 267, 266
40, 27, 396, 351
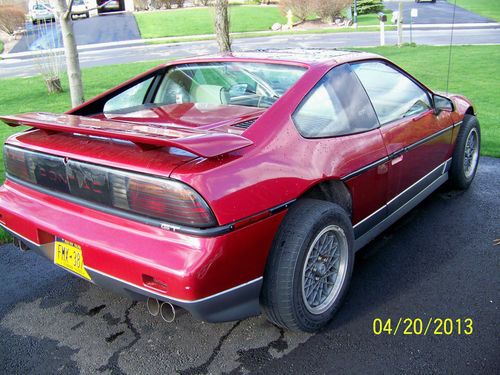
4, 146, 36, 184
4, 145, 217, 228
127, 177, 215, 227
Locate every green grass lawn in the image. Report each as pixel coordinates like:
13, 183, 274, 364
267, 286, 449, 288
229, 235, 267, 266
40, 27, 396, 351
135, 6, 288, 38
0, 45, 498, 242
451, 0, 500, 22
136, 6, 391, 39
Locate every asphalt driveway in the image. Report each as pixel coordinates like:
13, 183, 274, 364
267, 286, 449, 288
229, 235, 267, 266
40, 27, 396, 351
11, 13, 140, 53
0, 157, 498, 374
384, 0, 496, 24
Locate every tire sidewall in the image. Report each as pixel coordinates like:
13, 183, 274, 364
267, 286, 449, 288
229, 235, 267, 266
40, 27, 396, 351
291, 207, 354, 331
451, 115, 481, 189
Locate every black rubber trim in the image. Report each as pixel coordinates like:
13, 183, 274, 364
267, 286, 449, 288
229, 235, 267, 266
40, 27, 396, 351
341, 156, 389, 181
342, 122, 458, 181
401, 123, 455, 154
6, 174, 292, 237
87, 268, 263, 323
386, 160, 447, 215
353, 205, 388, 238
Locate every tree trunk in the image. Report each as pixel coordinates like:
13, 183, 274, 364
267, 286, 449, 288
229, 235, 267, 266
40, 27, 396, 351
46, 77, 63, 93
214, 0, 231, 53
53, 0, 85, 107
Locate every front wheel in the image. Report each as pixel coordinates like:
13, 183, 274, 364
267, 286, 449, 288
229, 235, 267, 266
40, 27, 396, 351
449, 114, 480, 190
260, 199, 354, 332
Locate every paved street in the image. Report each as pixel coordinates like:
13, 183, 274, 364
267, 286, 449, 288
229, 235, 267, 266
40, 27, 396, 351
11, 13, 141, 53
385, 0, 496, 24
1, 27, 500, 79
0, 157, 498, 374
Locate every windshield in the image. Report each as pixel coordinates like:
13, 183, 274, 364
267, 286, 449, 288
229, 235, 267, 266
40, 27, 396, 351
153, 62, 307, 109
33, 3, 49, 10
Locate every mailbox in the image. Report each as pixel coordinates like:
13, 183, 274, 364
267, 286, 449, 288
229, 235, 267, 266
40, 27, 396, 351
377, 12, 387, 22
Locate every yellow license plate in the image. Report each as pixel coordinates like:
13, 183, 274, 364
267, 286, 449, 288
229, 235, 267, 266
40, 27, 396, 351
54, 238, 91, 280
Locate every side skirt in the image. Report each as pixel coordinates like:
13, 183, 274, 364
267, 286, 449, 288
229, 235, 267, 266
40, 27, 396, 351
354, 159, 451, 251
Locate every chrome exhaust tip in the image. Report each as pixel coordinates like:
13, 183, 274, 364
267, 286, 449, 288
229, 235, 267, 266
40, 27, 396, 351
20, 241, 29, 251
146, 298, 160, 317
160, 302, 176, 323
13, 237, 29, 252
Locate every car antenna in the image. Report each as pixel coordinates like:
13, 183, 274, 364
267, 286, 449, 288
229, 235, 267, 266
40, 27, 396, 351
446, 0, 458, 95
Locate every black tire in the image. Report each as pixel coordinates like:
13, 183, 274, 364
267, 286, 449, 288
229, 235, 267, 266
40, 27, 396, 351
260, 199, 354, 332
449, 114, 481, 190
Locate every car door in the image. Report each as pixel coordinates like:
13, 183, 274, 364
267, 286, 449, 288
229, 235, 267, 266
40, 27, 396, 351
351, 61, 454, 212
291, 63, 389, 236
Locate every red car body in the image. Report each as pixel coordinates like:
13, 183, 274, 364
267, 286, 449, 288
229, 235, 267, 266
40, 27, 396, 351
0, 50, 475, 324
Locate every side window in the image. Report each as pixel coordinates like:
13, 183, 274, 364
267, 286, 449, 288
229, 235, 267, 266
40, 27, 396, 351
104, 77, 154, 113
351, 61, 431, 125
292, 64, 379, 138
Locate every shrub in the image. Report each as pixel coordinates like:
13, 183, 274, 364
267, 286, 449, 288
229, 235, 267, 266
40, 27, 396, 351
0, 5, 25, 36
355, 0, 384, 15
133, 0, 149, 10
157, 0, 172, 8
279, 0, 312, 22
312, 0, 351, 23
173, 0, 185, 7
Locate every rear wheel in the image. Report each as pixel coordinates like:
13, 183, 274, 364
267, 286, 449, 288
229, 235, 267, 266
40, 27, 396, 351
260, 199, 354, 332
449, 115, 480, 190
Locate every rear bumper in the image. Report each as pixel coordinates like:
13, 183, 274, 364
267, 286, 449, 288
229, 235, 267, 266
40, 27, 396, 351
0, 180, 285, 322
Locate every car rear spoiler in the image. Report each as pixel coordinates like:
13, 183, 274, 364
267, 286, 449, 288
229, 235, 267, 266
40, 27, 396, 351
0, 112, 253, 158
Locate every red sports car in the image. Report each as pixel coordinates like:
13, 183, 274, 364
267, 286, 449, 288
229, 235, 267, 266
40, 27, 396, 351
0, 50, 480, 332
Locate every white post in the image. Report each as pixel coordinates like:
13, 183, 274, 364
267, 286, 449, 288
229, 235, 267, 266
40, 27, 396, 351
397, 2, 403, 47
380, 20, 385, 46
287, 9, 293, 29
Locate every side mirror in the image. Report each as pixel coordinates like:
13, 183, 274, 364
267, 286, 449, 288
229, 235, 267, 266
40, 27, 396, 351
433, 94, 454, 114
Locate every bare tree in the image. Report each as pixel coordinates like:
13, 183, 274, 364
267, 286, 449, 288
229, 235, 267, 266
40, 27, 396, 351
214, 0, 231, 53
312, 0, 352, 23
0, 5, 25, 36
279, 0, 311, 22
52, 0, 85, 107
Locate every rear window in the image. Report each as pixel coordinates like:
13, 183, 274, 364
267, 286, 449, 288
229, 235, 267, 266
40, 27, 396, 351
153, 62, 306, 109
292, 64, 379, 138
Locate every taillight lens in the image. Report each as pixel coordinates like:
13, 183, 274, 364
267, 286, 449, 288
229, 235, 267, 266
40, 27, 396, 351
4, 145, 217, 228
125, 174, 216, 227
4, 146, 36, 184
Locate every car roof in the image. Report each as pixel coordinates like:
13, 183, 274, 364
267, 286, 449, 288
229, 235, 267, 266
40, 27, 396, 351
169, 48, 382, 68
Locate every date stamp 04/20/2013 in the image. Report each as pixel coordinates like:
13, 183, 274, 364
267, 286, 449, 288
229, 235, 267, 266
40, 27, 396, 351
372, 318, 474, 336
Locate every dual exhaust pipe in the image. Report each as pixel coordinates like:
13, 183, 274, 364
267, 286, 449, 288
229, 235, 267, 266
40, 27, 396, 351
146, 298, 176, 323
13, 237, 30, 252
12, 236, 176, 322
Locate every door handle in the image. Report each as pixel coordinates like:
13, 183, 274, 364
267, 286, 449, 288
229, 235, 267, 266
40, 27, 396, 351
391, 154, 404, 166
